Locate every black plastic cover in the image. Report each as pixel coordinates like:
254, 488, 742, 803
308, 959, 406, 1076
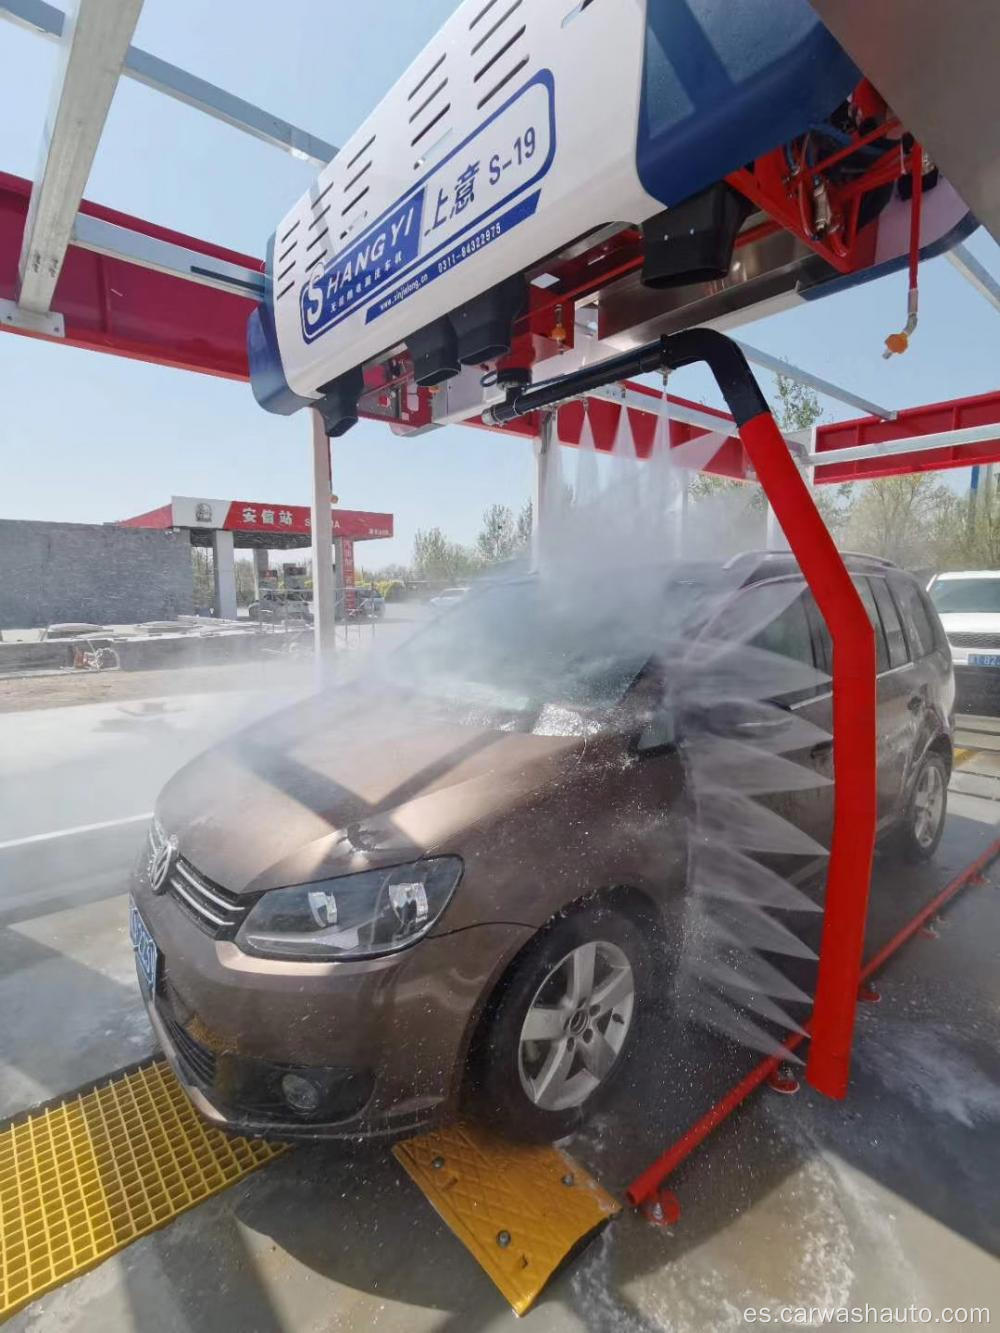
642, 183, 752, 289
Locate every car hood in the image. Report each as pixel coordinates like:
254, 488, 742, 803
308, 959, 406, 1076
937, 612, 1000, 634
156, 694, 585, 895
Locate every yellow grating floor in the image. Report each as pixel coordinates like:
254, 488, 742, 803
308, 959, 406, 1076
0, 1059, 286, 1322
393, 1122, 620, 1316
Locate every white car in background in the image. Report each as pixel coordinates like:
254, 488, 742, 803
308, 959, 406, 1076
429, 586, 470, 609
927, 572, 1000, 698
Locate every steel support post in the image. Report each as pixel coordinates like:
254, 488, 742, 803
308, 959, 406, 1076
531, 413, 554, 571
252, 547, 269, 597
332, 536, 345, 615
310, 410, 336, 684
210, 529, 236, 620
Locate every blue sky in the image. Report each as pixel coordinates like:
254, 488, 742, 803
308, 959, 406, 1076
0, 0, 998, 567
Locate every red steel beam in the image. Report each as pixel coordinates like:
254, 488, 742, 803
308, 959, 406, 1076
814, 389, 1000, 482
0, 171, 257, 379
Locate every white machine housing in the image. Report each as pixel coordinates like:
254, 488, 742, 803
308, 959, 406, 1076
269, 0, 657, 398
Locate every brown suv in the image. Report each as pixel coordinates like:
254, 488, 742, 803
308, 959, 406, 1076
129, 553, 953, 1140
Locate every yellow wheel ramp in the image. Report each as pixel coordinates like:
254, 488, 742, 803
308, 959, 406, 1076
2, 1059, 618, 1322
393, 1122, 621, 1316
0, 1060, 285, 1322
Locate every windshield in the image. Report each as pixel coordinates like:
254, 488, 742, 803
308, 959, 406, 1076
929, 577, 1000, 613
382, 579, 659, 716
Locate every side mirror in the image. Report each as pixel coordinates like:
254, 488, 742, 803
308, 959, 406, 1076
635, 707, 676, 754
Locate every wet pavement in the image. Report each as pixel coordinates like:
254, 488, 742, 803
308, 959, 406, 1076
1, 693, 998, 1330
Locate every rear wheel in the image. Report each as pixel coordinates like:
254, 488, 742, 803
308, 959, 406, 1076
895, 752, 948, 862
467, 904, 652, 1141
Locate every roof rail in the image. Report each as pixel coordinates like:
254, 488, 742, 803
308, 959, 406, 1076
836, 551, 897, 568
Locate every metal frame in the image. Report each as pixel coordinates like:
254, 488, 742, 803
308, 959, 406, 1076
947, 242, 1000, 315
0, 0, 337, 165
70, 211, 265, 300
16, 0, 142, 313
732, 339, 897, 422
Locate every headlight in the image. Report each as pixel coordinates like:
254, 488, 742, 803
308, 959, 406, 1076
235, 857, 462, 961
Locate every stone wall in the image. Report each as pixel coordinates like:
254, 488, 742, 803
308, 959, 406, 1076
0, 520, 194, 629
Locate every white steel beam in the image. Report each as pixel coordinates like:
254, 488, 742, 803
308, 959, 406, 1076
807, 421, 1000, 469
17, 0, 143, 313
0, 0, 337, 166
946, 243, 1000, 316
70, 212, 266, 300
732, 339, 897, 421
586, 381, 809, 458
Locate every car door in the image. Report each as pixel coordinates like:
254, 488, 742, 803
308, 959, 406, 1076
809, 575, 909, 829
868, 574, 923, 815
889, 572, 954, 788
855, 575, 914, 824
702, 577, 837, 856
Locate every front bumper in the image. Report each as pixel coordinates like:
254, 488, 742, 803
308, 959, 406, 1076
951, 659, 1000, 709
139, 980, 392, 1140
131, 872, 532, 1140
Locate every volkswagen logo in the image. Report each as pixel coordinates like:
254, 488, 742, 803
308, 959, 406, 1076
148, 834, 178, 894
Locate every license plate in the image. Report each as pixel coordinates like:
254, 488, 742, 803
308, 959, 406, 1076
129, 896, 159, 992
968, 654, 1000, 667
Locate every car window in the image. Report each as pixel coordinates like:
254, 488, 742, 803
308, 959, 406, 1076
869, 577, 909, 668
852, 577, 889, 674
748, 588, 816, 667
929, 576, 1000, 613
892, 575, 938, 658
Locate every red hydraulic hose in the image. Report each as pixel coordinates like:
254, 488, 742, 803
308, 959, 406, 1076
736, 412, 877, 1099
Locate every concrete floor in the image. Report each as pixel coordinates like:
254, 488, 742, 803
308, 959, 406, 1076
1, 676, 998, 1330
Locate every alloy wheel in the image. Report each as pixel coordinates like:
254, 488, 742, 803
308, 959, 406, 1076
913, 762, 945, 849
517, 940, 635, 1112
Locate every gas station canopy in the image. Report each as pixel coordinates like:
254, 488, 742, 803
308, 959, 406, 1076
120, 495, 393, 549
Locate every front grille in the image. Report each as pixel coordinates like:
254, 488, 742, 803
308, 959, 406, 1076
166, 857, 248, 939
147, 820, 248, 939
948, 631, 1000, 649
156, 999, 217, 1087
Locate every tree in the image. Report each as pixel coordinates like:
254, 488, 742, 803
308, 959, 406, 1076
412, 527, 479, 581
841, 473, 955, 569
689, 372, 857, 535
476, 504, 517, 564
191, 548, 213, 610
932, 474, 1000, 571
774, 372, 824, 433
234, 558, 257, 606
515, 500, 533, 550
690, 373, 824, 504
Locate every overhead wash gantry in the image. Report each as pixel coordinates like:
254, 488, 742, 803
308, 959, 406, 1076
1, 0, 1000, 1316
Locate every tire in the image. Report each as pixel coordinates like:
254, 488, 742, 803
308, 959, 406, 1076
894, 751, 949, 863
466, 903, 653, 1142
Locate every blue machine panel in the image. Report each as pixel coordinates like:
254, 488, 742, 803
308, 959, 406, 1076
637, 0, 859, 208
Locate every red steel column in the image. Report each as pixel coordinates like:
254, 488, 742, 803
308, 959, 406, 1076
738, 410, 877, 1098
